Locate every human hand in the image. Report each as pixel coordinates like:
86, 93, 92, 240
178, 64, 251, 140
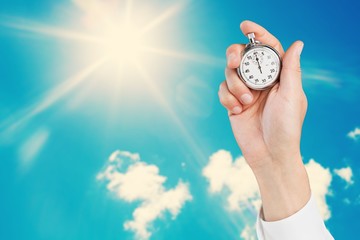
219, 20, 306, 172
218, 20, 310, 221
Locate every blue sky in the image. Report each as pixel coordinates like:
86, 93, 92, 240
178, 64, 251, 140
0, 0, 359, 239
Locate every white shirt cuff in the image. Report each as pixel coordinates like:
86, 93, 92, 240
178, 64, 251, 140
256, 194, 334, 240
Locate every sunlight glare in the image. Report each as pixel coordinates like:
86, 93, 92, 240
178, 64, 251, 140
0, 0, 218, 167
96, 23, 144, 63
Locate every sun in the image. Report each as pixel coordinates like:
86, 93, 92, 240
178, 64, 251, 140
88, 21, 146, 68
74, 0, 151, 66
100, 24, 144, 63
0, 0, 222, 163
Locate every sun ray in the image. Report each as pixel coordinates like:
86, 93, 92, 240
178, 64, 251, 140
0, 17, 101, 43
0, 57, 106, 139
142, 46, 225, 66
124, 0, 133, 23
71, 0, 113, 21
0, 1, 218, 167
139, 2, 184, 35
134, 62, 207, 167
0, 1, 263, 237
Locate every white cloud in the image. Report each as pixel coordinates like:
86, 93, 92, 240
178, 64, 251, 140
203, 150, 334, 237
109, 149, 140, 162
202, 150, 260, 212
347, 127, 360, 140
305, 159, 332, 220
240, 224, 257, 240
18, 127, 50, 171
97, 150, 192, 240
303, 68, 339, 86
334, 167, 354, 186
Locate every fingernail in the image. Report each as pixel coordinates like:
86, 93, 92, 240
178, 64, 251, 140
241, 94, 253, 105
232, 106, 242, 114
297, 42, 304, 56
227, 53, 237, 65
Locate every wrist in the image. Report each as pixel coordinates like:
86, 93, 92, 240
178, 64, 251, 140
251, 154, 311, 221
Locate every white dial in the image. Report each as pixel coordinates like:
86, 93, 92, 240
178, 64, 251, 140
250, 50, 264, 65
239, 46, 280, 90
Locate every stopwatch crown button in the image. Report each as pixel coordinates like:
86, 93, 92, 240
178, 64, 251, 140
248, 33, 256, 44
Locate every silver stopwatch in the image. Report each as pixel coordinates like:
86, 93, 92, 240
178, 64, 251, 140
237, 33, 282, 90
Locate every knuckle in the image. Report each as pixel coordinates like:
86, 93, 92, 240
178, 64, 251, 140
282, 65, 302, 73
294, 90, 308, 114
218, 81, 227, 92
227, 81, 243, 95
224, 67, 229, 77
226, 44, 240, 56
297, 66, 302, 73
302, 91, 308, 106
218, 94, 234, 108
218, 94, 229, 106
273, 41, 284, 55
226, 45, 235, 55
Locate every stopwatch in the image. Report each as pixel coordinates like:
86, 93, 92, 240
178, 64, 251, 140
237, 33, 282, 90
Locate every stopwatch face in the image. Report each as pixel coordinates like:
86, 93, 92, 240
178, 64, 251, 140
238, 45, 281, 90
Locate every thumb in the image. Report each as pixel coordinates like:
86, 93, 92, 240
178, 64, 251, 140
279, 41, 304, 94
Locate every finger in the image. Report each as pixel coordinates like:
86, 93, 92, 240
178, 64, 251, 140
279, 41, 304, 95
225, 67, 254, 105
218, 81, 243, 115
240, 20, 285, 56
226, 44, 245, 69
